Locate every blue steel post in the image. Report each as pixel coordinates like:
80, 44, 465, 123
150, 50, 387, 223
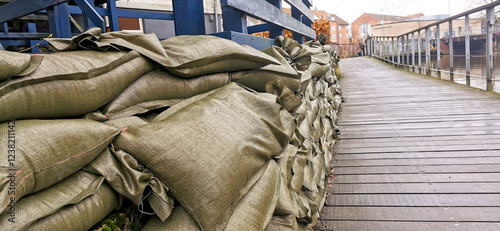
27, 17, 39, 53
265, 0, 284, 38
83, 0, 95, 29
47, 3, 72, 38
303, 17, 313, 41
291, 6, 303, 43
74, 0, 105, 31
221, 4, 247, 33
106, 0, 119, 31
173, 0, 205, 35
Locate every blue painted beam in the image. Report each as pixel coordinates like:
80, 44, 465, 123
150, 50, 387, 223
265, 0, 284, 38
106, 0, 119, 31
248, 24, 269, 34
65, 6, 174, 20
0, 33, 52, 39
284, 0, 314, 21
0, 0, 69, 24
301, 0, 312, 7
222, 7, 247, 34
74, 0, 105, 32
47, 2, 72, 38
172, 0, 205, 35
1, 23, 8, 35
291, 6, 303, 43
212, 31, 274, 50
82, 0, 96, 29
27, 15, 40, 53
221, 0, 315, 39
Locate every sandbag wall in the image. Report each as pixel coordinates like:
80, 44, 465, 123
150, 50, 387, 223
0, 29, 341, 231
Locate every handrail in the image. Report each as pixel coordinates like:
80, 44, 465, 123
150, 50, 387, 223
367, 0, 500, 91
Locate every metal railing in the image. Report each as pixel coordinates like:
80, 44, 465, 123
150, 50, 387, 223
366, 0, 500, 91
331, 43, 363, 58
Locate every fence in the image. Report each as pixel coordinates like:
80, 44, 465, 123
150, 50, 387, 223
366, 0, 500, 91
331, 43, 362, 58
0, 0, 315, 52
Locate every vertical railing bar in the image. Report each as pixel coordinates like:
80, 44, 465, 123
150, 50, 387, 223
465, 14, 471, 86
449, 19, 454, 81
437, 24, 441, 78
418, 30, 422, 74
425, 27, 431, 76
412, 32, 415, 72
397, 36, 401, 67
392, 37, 395, 65
406, 34, 410, 70
486, 6, 494, 91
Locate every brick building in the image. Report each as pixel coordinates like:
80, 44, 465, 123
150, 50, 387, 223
283, 9, 349, 44
351, 13, 423, 42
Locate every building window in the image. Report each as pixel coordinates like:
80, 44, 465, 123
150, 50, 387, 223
332, 35, 336, 41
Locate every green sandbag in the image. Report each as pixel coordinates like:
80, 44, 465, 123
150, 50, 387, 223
101, 67, 230, 119
24, 181, 120, 231
0, 51, 155, 122
143, 206, 201, 231
114, 83, 295, 230
233, 46, 301, 92
46, 29, 280, 78
160, 35, 280, 77
0, 119, 119, 213
83, 146, 174, 221
274, 36, 312, 71
225, 161, 281, 231
265, 215, 299, 231
274, 144, 300, 216
0, 51, 42, 81
0, 171, 104, 230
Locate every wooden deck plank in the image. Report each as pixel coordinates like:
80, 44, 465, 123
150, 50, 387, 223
320, 221, 500, 231
332, 183, 500, 194
324, 57, 500, 230
322, 207, 500, 221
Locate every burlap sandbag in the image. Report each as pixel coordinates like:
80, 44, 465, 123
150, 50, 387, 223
274, 36, 312, 71
265, 215, 299, 231
0, 51, 155, 122
24, 181, 120, 231
160, 35, 280, 77
143, 206, 201, 231
101, 67, 230, 119
225, 160, 281, 231
232, 46, 301, 92
83, 145, 175, 221
0, 171, 105, 230
0, 51, 42, 81
0, 119, 119, 213
114, 83, 295, 230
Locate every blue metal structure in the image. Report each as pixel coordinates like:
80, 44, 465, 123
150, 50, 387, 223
0, 0, 315, 51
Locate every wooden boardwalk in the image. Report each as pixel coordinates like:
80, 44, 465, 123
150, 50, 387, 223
320, 57, 500, 230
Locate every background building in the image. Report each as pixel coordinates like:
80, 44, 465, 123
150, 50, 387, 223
351, 13, 424, 42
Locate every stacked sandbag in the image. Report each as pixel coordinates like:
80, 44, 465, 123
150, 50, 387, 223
1, 29, 343, 231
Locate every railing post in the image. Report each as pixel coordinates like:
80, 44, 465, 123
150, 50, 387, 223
173, 0, 206, 35
437, 24, 441, 78
106, 0, 119, 31
465, 14, 471, 86
486, 6, 494, 91
382, 37, 386, 60
397, 36, 401, 67
291, 6, 303, 43
449, 20, 454, 81
265, 0, 284, 38
412, 32, 415, 72
46, 3, 72, 38
418, 30, 422, 74
392, 37, 395, 64
406, 34, 410, 70
425, 27, 431, 76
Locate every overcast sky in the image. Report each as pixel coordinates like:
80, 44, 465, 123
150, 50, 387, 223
310, 0, 473, 23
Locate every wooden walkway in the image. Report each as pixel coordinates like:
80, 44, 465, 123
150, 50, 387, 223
320, 57, 500, 230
